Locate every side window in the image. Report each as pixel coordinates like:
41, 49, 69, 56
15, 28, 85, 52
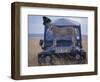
45, 28, 53, 40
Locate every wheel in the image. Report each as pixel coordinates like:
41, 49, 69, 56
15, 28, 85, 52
75, 53, 85, 64
44, 56, 53, 65
38, 56, 42, 65
38, 53, 45, 65
75, 54, 81, 60
81, 52, 87, 63
50, 54, 60, 65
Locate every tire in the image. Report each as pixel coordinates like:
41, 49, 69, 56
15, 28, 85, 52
38, 53, 45, 65
75, 54, 81, 60
75, 54, 85, 64
45, 56, 52, 65
38, 56, 42, 65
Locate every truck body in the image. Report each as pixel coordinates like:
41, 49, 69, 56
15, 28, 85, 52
38, 17, 86, 65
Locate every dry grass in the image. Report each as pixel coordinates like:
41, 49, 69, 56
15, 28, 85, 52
28, 36, 88, 66
28, 37, 43, 66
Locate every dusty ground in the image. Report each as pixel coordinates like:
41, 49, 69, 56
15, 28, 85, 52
28, 36, 88, 66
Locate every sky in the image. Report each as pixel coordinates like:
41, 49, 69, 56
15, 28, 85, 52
28, 15, 88, 35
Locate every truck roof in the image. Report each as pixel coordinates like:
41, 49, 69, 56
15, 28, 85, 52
52, 18, 80, 27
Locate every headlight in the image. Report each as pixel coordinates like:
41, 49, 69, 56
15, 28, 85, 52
76, 36, 80, 40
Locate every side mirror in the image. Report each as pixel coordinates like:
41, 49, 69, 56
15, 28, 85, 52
43, 16, 51, 25
39, 40, 43, 46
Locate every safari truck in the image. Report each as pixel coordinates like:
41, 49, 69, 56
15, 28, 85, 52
38, 16, 86, 65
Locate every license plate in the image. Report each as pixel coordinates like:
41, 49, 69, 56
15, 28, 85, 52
55, 47, 68, 53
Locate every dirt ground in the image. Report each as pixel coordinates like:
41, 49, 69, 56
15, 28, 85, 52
28, 36, 88, 66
